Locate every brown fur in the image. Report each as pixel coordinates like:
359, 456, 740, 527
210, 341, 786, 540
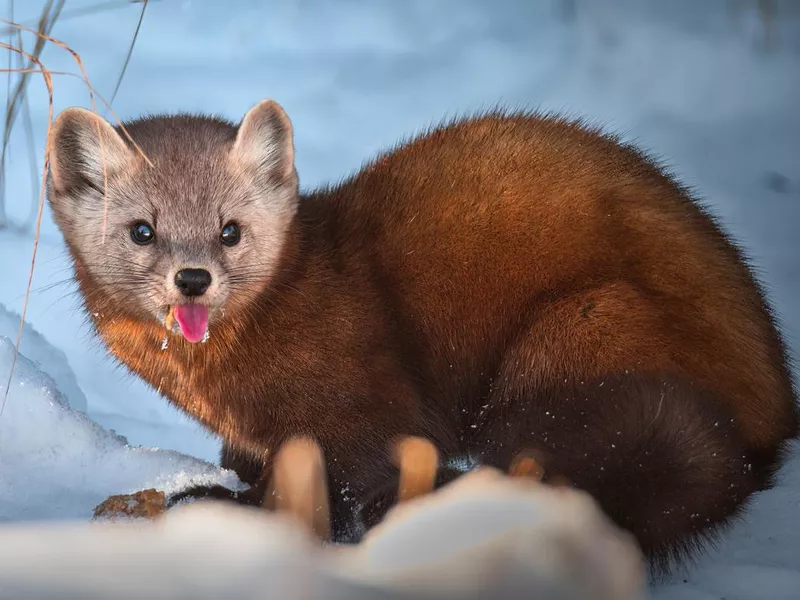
47, 105, 798, 574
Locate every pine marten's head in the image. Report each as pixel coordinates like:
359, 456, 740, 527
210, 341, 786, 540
46, 100, 298, 343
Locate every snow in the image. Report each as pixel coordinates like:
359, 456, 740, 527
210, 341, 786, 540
0, 469, 645, 600
0, 230, 222, 461
0, 330, 244, 523
0, 0, 798, 598
0, 303, 87, 413
343, 468, 643, 598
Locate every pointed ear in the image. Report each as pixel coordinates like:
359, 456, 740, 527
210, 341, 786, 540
48, 107, 133, 195
231, 100, 296, 186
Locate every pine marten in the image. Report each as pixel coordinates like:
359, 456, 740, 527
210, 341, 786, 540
46, 100, 798, 574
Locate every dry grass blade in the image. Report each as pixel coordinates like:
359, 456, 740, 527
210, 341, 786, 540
1, 0, 11, 229
17, 62, 38, 229
0, 36, 54, 416
14, 26, 40, 231
2, 7, 154, 243
0, 16, 154, 163
0, 0, 135, 37
0, 10, 155, 413
107, 0, 147, 110
0, 63, 153, 185
0, 0, 63, 230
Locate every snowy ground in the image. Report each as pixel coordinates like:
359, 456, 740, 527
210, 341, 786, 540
0, 1, 798, 598
0, 467, 646, 600
0, 330, 244, 522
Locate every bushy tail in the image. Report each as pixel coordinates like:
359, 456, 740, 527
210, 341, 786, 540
476, 373, 783, 576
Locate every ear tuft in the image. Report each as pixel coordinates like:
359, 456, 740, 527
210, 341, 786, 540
48, 107, 133, 195
231, 99, 296, 185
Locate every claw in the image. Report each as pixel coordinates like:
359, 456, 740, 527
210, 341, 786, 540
508, 451, 545, 481
266, 437, 331, 542
392, 436, 439, 503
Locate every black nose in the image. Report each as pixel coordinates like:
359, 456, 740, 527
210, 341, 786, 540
174, 268, 212, 297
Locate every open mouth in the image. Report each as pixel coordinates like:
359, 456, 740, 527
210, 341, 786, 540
161, 304, 210, 344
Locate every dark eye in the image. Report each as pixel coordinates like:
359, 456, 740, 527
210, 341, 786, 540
130, 222, 155, 245
220, 222, 241, 247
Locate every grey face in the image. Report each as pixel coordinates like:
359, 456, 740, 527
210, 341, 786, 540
46, 100, 299, 338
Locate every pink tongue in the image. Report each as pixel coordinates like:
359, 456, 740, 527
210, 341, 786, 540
173, 304, 209, 343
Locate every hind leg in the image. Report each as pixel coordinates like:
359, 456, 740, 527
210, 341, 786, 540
471, 371, 763, 574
